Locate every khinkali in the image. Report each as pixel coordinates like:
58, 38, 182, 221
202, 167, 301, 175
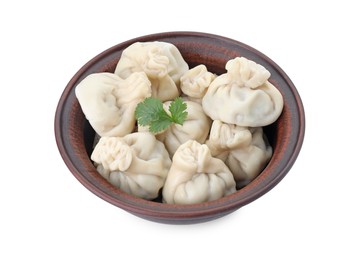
91, 132, 171, 200
180, 65, 216, 103
75, 72, 151, 137
202, 57, 283, 127
115, 41, 189, 101
162, 140, 236, 204
156, 100, 211, 157
206, 120, 272, 188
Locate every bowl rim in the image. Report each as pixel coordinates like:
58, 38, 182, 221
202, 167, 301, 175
54, 31, 305, 223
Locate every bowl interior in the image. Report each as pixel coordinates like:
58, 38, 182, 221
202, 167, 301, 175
55, 32, 305, 224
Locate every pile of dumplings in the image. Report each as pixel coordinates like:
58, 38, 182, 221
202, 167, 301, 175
75, 41, 284, 205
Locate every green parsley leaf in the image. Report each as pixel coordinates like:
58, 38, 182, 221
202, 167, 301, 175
135, 97, 188, 134
169, 97, 188, 125
135, 97, 166, 126
149, 114, 173, 133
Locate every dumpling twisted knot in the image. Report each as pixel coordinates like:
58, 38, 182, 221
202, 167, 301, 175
178, 140, 212, 174
226, 57, 270, 89
91, 137, 133, 172
180, 64, 215, 99
143, 47, 169, 78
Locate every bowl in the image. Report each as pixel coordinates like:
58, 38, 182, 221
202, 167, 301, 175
54, 31, 305, 224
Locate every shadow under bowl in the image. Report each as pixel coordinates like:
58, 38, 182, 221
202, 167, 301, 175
54, 31, 305, 224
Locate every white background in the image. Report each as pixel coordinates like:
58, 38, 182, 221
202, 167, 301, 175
1, 0, 352, 259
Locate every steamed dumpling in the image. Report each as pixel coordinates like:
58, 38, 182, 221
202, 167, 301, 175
180, 64, 216, 103
115, 41, 189, 101
162, 140, 236, 204
206, 120, 272, 188
75, 72, 151, 137
91, 132, 171, 200
202, 57, 283, 127
156, 100, 211, 157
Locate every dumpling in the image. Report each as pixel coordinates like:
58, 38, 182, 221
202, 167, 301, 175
206, 120, 272, 188
162, 140, 236, 204
114, 41, 189, 101
91, 132, 171, 200
156, 100, 211, 157
226, 56, 271, 89
202, 57, 283, 127
75, 72, 151, 137
180, 65, 216, 103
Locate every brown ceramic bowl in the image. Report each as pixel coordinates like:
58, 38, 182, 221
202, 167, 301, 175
54, 32, 305, 224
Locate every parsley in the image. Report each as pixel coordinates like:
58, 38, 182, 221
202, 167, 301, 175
135, 97, 188, 133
